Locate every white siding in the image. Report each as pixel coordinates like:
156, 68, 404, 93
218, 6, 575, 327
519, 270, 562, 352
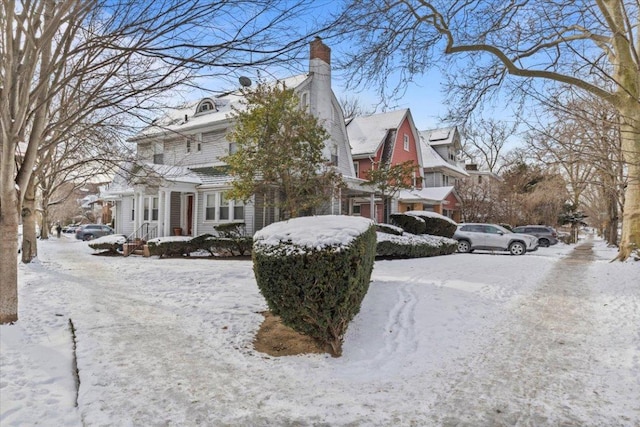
119, 196, 136, 236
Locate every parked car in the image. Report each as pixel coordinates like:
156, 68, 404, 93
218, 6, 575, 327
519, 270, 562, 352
453, 223, 539, 255
75, 224, 114, 241
512, 225, 559, 247
62, 224, 80, 234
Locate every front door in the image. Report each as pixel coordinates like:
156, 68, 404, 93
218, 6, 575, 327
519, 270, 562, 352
187, 195, 194, 235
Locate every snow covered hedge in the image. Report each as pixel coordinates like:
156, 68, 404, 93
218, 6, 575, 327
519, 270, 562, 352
390, 211, 457, 238
376, 232, 457, 258
88, 235, 127, 254
146, 233, 252, 257
253, 216, 376, 357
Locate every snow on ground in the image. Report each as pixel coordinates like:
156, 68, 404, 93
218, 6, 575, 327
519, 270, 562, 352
1, 234, 639, 426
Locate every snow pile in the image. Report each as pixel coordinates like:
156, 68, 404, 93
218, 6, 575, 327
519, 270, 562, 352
377, 231, 457, 246
89, 234, 127, 245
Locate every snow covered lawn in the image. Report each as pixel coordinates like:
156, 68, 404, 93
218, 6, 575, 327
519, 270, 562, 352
1, 235, 638, 426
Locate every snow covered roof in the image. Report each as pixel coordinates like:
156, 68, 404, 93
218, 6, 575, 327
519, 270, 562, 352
420, 126, 457, 146
134, 74, 310, 140
346, 109, 409, 156
190, 166, 234, 186
142, 163, 202, 184
420, 142, 469, 176
398, 186, 456, 203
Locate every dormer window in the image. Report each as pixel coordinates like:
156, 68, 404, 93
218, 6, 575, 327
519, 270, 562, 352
195, 98, 216, 115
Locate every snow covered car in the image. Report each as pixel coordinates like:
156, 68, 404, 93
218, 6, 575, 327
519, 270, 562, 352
453, 223, 539, 255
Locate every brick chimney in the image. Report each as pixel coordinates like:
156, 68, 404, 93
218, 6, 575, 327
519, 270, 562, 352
310, 36, 331, 64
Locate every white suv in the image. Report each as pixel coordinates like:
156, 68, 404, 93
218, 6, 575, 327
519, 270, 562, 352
453, 223, 539, 255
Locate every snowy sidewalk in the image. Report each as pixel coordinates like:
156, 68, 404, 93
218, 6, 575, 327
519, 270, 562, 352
426, 240, 639, 426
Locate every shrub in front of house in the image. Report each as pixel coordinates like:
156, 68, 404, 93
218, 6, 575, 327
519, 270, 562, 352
209, 236, 253, 256
405, 210, 457, 238
253, 216, 376, 357
147, 235, 215, 257
376, 223, 404, 236
376, 231, 457, 258
88, 235, 127, 255
389, 213, 427, 235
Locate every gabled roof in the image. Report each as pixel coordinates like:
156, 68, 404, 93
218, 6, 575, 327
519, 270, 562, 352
133, 74, 310, 140
398, 186, 457, 203
346, 109, 409, 156
420, 142, 469, 177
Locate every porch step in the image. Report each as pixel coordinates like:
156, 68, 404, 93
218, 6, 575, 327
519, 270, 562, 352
123, 243, 151, 257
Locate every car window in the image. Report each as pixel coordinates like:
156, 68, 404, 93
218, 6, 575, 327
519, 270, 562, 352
485, 225, 502, 234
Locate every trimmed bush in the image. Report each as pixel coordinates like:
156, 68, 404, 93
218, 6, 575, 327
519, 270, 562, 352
209, 236, 253, 256
376, 232, 457, 258
214, 222, 246, 237
253, 216, 376, 357
147, 235, 214, 258
390, 213, 426, 235
88, 235, 126, 255
405, 211, 457, 238
376, 223, 404, 236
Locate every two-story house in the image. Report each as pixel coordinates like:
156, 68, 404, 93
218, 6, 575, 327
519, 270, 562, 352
346, 109, 424, 221
102, 38, 369, 238
397, 126, 467, 221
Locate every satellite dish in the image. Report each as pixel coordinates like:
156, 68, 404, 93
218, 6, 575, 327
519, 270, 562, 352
239, 76, 252, 87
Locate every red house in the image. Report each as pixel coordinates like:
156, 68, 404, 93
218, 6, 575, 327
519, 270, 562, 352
346, 109, 424, 221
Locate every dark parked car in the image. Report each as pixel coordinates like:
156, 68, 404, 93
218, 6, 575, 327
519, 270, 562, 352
75, 224, 114, 241
512, 225, 559, 247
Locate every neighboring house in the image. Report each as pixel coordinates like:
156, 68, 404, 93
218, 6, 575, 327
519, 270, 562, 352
346, 109, 424, 221
456, 163, 504, 223
397, 126, 468, 222
102, 38, 370, 239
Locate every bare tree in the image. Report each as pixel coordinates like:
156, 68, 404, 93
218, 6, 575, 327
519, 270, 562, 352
523, 88, 625, 245
0, 0, 331, 323
336, 0, 640, 261
339, 95, 375, 120
461, 118, 517, 173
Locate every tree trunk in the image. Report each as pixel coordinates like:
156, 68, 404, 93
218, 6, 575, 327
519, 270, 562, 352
0, 191, 20, 324
615, 103, 640, 260
21, 176, 39, 263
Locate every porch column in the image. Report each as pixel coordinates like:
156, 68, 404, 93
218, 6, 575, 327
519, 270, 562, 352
163, 189, 171, 237
138, 191, 145, 231
370, 193, 376, 222
157, 189, 164, 237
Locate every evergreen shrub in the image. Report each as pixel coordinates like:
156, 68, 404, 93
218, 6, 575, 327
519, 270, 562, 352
376, 223, 404, 236
376, 232, 457, 258
147, 235, 214, 257
88, 235, 126, 255
253, 216, 376, 357
389, 213, 426, 234
406, 212, 457, 238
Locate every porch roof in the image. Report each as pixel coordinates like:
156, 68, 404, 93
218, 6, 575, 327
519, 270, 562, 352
398, 186, 455, 203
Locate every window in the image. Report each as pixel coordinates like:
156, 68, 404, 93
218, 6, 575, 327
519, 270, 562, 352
131, 203, 135, 221
186, 139, 191, 153
153, 153, 163, 164
196, 133, 202, 152
229, 142, 238, 154
301, 92, 309, 108
233, 200, 244, 220
220, 193, 229, 220
353, 162, 359, 178
196, 100, 215, 114
443, 175, 449, 186
352, 204, 361, 215
143, 197, 159, 221
205, 194, 216, 221
204, 192, 243, 221
403, 134, 410, 151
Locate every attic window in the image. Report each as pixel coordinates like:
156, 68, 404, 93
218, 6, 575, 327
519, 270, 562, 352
195, 99, 216, 115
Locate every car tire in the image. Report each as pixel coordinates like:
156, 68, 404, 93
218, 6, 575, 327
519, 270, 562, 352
83, 234, 94, 241
457, 240, 472, 253
538, 238, 550, 247
509, 241, 526, 255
